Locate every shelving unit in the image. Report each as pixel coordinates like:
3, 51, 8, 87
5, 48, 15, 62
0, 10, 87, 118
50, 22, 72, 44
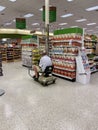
50, 27, 83, 81
39, 37, 46, 52
0, 47, 7, 61
13, 47, 21, 61
21, 36, 38, 68
51, 41, 79, 81
22, 44, 33, 68
0, 47, 21, 62
84, 35, 98, 73
7, 47, 14, 62
32, 48, 40, 66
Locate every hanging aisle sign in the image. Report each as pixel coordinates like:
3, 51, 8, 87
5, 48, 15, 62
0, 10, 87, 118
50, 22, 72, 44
16, 18, 26, 29
42, 6, 56, 23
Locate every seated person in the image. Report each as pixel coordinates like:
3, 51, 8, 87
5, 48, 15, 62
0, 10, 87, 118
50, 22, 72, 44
33, 51, 52, 79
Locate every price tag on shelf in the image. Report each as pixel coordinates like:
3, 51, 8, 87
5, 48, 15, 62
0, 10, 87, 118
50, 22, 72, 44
69, 40, 72, 46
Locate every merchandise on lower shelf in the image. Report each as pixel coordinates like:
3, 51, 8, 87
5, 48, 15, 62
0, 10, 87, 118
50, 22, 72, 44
32, 48, 41, 65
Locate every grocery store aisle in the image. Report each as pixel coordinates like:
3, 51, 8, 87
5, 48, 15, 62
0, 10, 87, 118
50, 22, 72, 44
0, 62, 98, 130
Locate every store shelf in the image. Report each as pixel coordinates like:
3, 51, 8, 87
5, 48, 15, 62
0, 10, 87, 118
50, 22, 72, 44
54, 66, 75, 72
51, 39, 82, 43
84, 36, 98, 73
52, 72, 75, 81
50, 32, 82, 81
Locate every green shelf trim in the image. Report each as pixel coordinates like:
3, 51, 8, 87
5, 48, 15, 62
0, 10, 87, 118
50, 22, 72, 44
54, 27, 83, 35
0, 34, 32, 39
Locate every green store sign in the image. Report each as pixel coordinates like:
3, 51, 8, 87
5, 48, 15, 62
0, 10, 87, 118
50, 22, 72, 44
16, 18, 26, 29
42, 6, 56, 23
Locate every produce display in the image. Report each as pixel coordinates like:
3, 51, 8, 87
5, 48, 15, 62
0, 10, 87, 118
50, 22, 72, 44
32, 48, 41, 65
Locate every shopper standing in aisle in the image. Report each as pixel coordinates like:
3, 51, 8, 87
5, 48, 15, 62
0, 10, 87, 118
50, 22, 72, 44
33, 50, 52, 80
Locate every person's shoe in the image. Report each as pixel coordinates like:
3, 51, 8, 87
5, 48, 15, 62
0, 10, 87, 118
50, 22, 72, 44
34, 77, 38, 81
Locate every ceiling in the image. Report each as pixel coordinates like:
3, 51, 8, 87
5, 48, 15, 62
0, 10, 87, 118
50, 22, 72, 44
0, 0, 98, 35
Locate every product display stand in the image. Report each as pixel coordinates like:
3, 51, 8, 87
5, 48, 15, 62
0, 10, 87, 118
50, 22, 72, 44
76, 48, 90, 84
84, 35, 97, 73
32, 48, 40, 66
50, 27, 83, 81
21, 36, 38, 68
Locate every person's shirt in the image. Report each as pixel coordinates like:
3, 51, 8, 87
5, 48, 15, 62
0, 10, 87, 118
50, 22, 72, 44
39, 55, 52, 72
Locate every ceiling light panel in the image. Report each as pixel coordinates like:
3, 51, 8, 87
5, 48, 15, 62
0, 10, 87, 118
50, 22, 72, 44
71, 26, 78, 28
9, 0, 16, 2
67, 0, 73, 2
0, 5, 6, 12
59, 23, 67, 25
61, 13, 73, 18
86, 6, 98, 11
87, 23, 96, 26
4, 22, 12, 26
24, 13, 34, 18
32, 23, 39, 26
76, 19, 87, 22
39, 8, 43, 11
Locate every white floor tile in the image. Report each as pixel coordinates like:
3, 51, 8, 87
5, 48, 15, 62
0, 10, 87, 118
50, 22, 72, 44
0, 62, 98, 130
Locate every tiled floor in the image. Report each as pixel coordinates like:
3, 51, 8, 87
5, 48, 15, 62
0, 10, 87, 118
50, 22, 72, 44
0, 62, 98, 130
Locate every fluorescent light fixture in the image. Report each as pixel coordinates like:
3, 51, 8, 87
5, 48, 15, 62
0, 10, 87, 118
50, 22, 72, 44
59, 23, 67, 25
13, 19, 16, 22
67, 0, 73, 2
24, 13, 34, 18
86, 6, 98, 11
32, 23, 39, 26
9, 0, 16, 2
76, 19, 87, 22
39, 8, 43, 11
0, 5, 6, 12
71, 26, 78, 28
61, 13, 73, 18
87, 23, 96, 26
4, 22, 12, 26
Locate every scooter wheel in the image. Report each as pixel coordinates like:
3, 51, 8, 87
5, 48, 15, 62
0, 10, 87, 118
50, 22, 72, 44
42, 82, 47, 86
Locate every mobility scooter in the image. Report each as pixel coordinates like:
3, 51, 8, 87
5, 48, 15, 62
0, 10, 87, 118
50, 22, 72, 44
28, 65, 56, 86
